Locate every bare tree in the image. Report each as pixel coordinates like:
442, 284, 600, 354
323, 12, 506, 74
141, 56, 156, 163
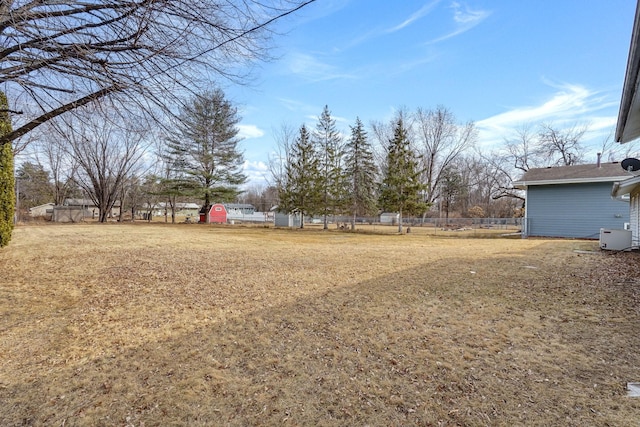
268, 122, 297, 191
236, 183, 276, 213
33, 126, 79, 205
504, 124, 542, 173
538, 123, 586, 166
54, 104, 151, 222
598, 131, 640, 162
414, 106, 477, 209
0, 0, 317, 146
474, 150, 525, 215
481, 122, 588, 212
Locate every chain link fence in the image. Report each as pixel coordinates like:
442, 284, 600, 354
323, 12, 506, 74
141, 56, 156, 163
294, 216, 523, 237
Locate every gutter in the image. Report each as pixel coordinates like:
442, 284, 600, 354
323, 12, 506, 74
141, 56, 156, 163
514, 175, 632, 189
616, 0, 640, 143
612, 175, 640, 198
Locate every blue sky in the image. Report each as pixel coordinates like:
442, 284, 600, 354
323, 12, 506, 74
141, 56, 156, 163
227, 1, 638, 187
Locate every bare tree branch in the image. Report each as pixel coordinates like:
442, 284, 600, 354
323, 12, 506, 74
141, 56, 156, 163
0, 85, 119, 145
1, 0, 317, 148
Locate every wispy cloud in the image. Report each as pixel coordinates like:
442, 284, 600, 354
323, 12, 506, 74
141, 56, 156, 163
425, 1, 491, 44
277, 97, 318, 115
291, 0, 351, 26
305, 113, 350, 124
339, 1, 440, 51
476, 82, 618, 147
287, 52, 356, 82
390, 53, 441, 75
237, 124, 265, 139
385, 0, 441, 33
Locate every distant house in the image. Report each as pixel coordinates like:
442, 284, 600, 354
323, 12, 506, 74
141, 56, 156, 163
28, 203, 54, 219
63, 198, 121, 219
514, 163, 632, 238
199, 203, 267, 224
613, 0, 640, 249
141, 202, 200, 218
225, 204, 255, 215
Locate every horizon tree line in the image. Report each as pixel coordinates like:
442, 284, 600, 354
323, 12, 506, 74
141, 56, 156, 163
12, 99, 640, 228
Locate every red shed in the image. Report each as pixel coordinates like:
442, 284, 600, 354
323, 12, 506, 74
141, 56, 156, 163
208, 203, 227, 223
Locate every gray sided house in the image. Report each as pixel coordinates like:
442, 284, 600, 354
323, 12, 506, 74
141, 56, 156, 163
514, 163, 632, 239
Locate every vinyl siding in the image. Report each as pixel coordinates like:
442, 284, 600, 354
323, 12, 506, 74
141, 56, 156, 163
525, 182, 629, 238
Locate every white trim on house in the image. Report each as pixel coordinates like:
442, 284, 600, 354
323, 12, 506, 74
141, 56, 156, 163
616, 0, 640, 143
612, 175, 640, 197
612, 175, 640, 248
514, 175, 631, 188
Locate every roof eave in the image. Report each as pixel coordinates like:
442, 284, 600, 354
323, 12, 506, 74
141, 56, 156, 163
612, 175, 640, 197
514, 176, 632, 188
616, 0, 640, 144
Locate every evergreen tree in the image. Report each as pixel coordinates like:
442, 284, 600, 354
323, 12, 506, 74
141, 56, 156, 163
344, 117, 378, 230
0, 91, 14, 246
166, 89, 246, 212
313, 105, 347, 229
440, 166, 466, 219
379, 117, 427, 232
156, 144, 198, 223
278, 125, 321, 228
16, 162, 54, 212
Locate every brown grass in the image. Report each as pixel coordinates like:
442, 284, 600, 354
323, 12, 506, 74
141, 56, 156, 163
1, 223, 639, 426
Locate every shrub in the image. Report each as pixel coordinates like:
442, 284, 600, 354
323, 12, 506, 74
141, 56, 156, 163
0, 92, 15, 247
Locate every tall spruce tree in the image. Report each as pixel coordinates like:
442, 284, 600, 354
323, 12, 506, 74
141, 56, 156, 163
278, 125, 321, 228
379, 117, 427, 233
313, 105, 346, 229
0, 91, 15, 247
166, 89, 246, 212
344, 117, 378, 230
16, 162, 54, 212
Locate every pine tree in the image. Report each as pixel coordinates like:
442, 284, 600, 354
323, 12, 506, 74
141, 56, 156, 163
313, 105, 347, 229
0, 91, 15, 247
16, 162, 54, 211
165, 89, 246, 212
440, 166, 466, 219
278, 125, 321, 228
379, 117, 427, 233
344, 117, 378, 230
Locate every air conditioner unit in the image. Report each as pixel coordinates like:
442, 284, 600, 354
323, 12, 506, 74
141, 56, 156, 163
624, 222, 631, 230
599, 228, 632, 251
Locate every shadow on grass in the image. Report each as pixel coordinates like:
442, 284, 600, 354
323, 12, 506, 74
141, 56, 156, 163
2, 252, 640, 426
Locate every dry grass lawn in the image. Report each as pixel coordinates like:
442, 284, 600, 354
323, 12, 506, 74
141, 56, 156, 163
1, 223, 639, 426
